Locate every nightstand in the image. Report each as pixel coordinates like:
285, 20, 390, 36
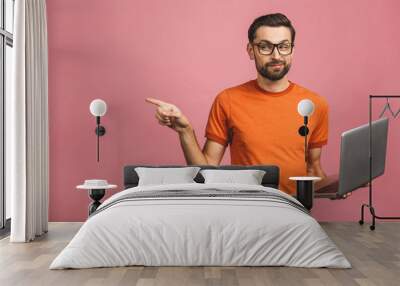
77, 180, 117, 216
289, 176, 321, 210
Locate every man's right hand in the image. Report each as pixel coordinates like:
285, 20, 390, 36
145, 98, 191, 133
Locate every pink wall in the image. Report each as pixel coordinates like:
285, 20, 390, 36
47, 0, 400, 222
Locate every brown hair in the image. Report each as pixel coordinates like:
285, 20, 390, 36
248, 13, 296, 43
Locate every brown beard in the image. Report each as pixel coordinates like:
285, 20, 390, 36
256, 59, 291, 81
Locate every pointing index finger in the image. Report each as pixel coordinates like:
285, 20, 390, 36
146, 98, 166, 107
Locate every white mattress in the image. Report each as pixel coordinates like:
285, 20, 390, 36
50, 183, 351, 269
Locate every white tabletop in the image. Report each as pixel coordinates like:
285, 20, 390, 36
289, 176, 321, 181
76, 184, 117, 190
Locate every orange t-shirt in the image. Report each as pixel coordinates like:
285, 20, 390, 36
205, 80, 329, 195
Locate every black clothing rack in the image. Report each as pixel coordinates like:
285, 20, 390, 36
359, 95, 400, 230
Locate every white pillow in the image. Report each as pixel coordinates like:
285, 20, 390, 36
200, 169, 266, 185
135, 167, 201, 186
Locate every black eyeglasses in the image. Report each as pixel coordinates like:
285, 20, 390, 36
252, 41, 294, 56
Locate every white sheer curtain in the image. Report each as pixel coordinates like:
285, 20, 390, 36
7, 0, 49, 242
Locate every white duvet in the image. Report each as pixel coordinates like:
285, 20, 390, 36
50, 183, 351, 269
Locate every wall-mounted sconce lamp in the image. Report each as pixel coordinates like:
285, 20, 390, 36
297, 99, 315, 163
89, 99, 107, 162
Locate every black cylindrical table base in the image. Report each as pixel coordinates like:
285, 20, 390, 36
88, 189, 105, 215
296, 181, 314, 210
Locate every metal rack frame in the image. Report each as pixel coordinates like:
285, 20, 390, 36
359, 95, 400, 230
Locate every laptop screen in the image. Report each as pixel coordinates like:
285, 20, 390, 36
338, 117, 388, 196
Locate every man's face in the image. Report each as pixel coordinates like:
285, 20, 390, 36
247, 26, 294, 81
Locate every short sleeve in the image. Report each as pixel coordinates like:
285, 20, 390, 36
204, 91, 230, 146
308, 100, 329, 148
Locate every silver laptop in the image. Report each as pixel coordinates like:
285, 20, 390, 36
315, 117, 388, 199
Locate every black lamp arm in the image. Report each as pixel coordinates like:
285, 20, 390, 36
94, 116, 106, 162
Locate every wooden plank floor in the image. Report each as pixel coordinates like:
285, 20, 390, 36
0, 222, 399, 286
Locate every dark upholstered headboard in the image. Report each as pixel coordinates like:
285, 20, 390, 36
124, 165, 279, 189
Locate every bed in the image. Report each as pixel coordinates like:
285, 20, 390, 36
50, 165, 351, 269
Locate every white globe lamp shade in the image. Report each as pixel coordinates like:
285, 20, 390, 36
297, 99, 315, 117
90, 99, 107, 117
